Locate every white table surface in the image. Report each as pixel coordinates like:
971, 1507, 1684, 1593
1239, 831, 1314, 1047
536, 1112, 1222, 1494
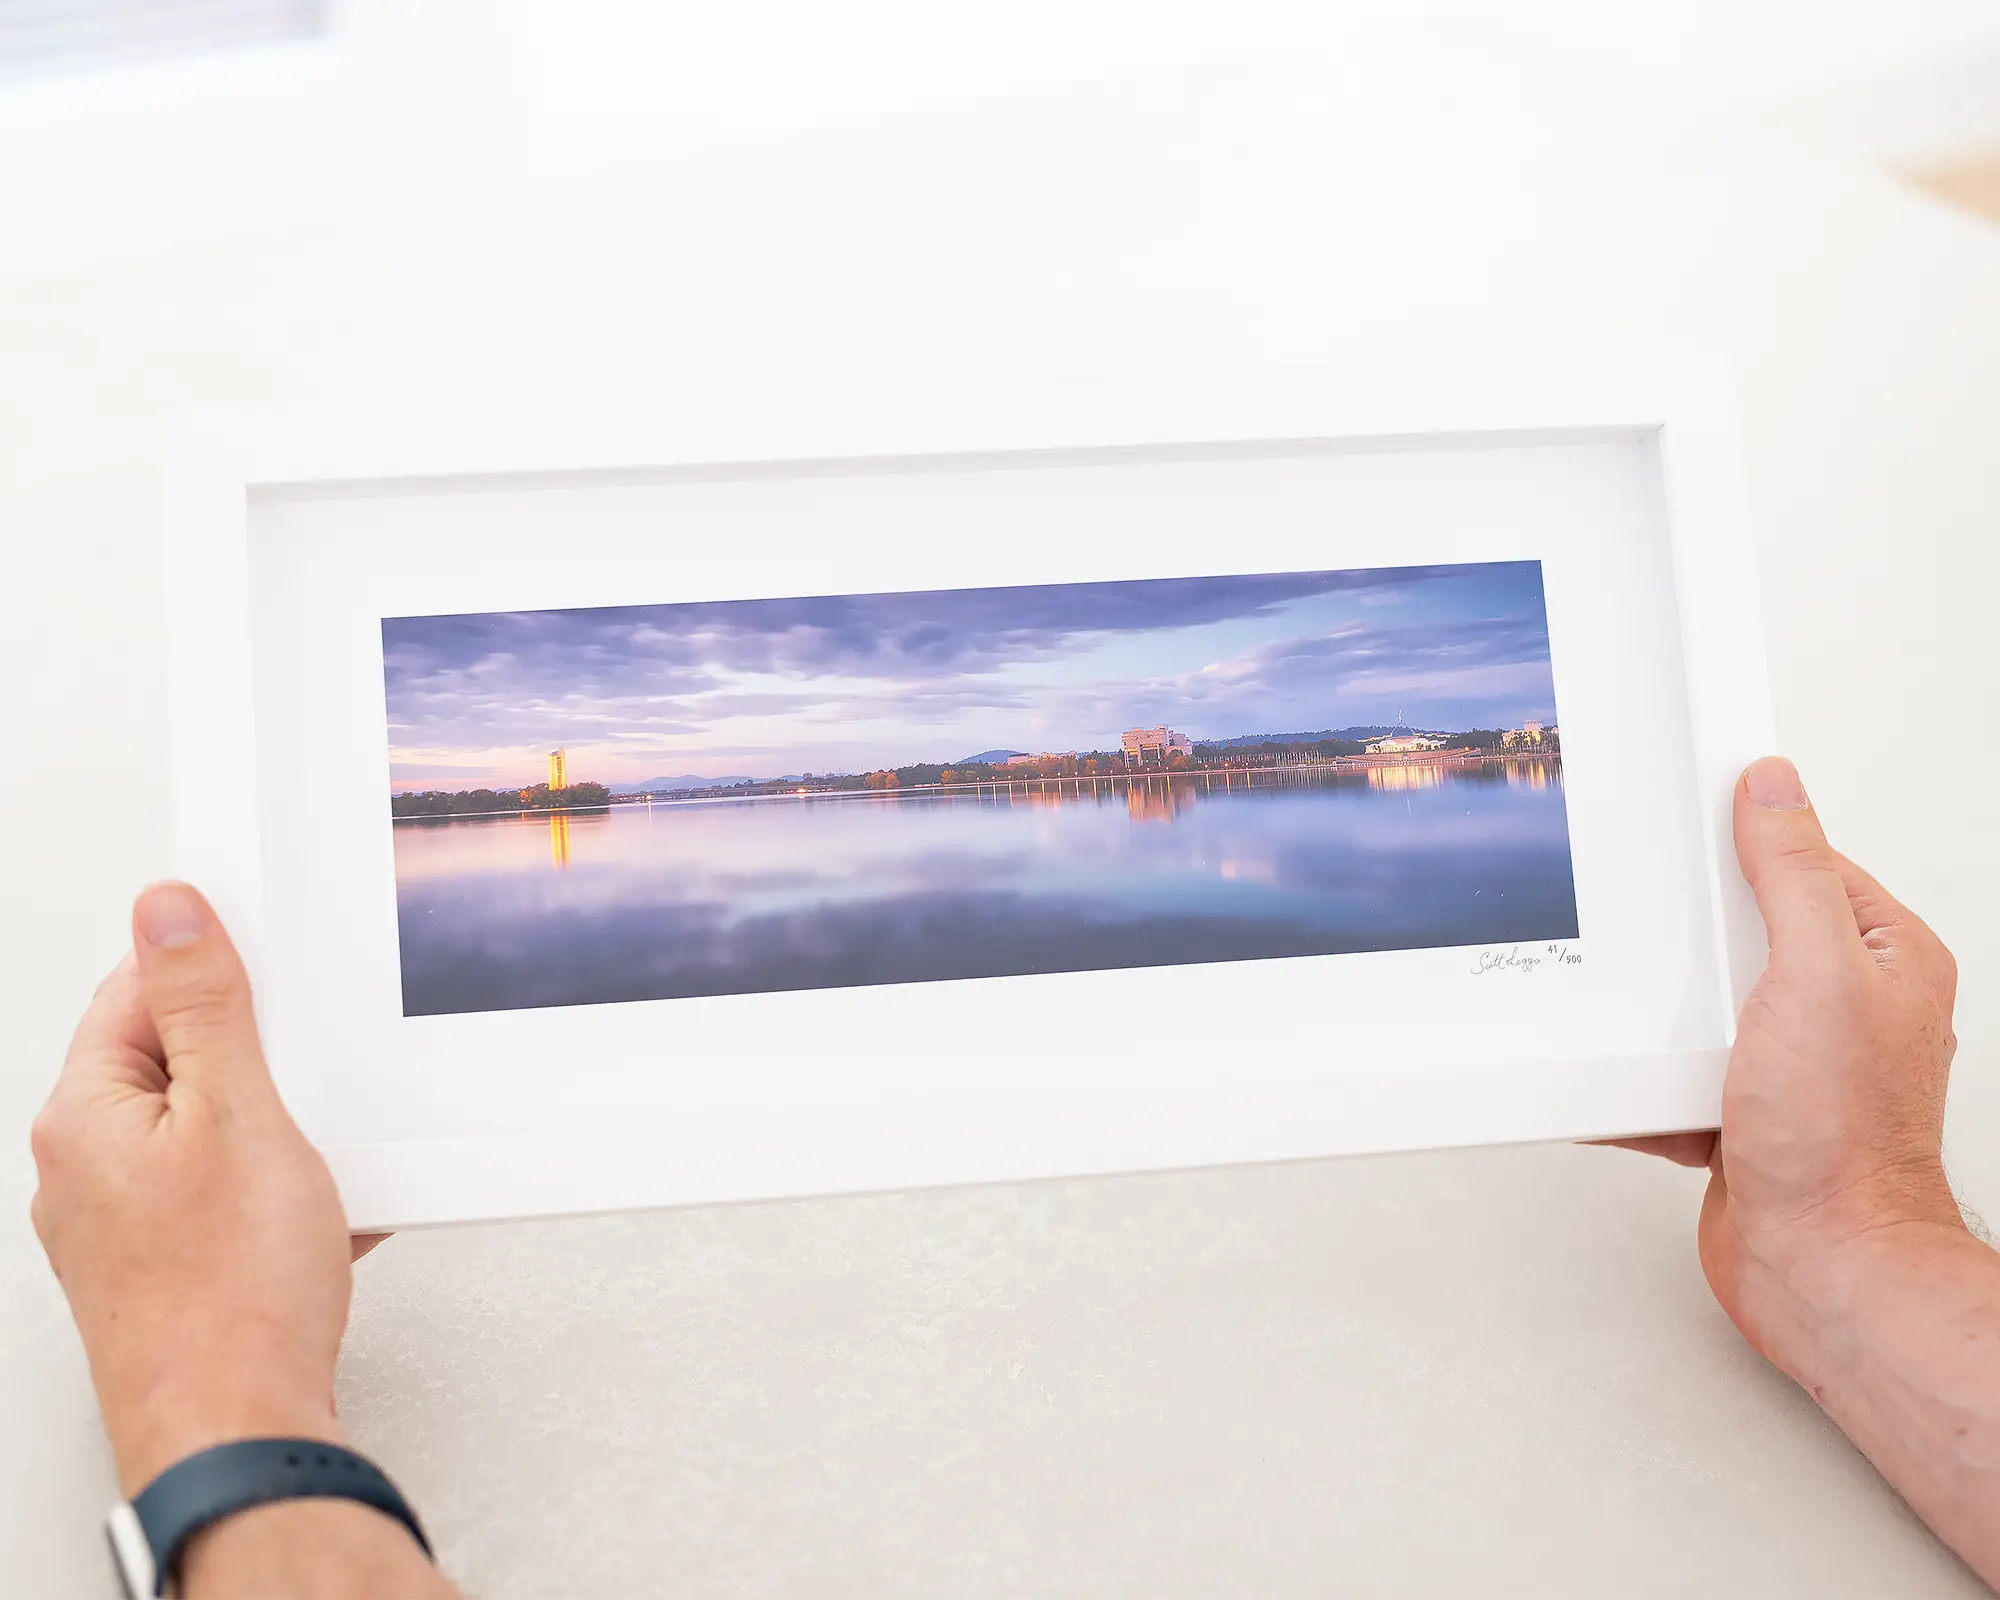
2, 45, 1997, 1597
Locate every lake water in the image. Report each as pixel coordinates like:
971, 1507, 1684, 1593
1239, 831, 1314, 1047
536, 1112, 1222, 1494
392, 760, 1578, 1016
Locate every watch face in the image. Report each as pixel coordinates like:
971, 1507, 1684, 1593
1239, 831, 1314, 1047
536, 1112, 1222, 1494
105, 1502, 157, 1600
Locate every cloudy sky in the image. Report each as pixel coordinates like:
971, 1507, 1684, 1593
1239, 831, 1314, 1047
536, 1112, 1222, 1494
381, 561, 1559, 789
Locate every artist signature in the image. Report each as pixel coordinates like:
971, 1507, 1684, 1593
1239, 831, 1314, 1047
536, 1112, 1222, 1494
1470, 943, 1582, 975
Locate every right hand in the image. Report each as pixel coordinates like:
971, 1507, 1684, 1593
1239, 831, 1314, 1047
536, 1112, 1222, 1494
1625, 756, 1964, 1372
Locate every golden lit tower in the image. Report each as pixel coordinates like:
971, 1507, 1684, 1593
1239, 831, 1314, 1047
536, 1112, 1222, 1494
548, 748, 567, 789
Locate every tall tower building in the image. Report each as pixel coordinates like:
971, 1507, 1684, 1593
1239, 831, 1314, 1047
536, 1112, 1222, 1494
548, 748, 567, 789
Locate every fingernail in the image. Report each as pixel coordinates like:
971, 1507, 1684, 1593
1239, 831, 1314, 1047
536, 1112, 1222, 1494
135, 882, 211, 950
1746, 757, 1809, 811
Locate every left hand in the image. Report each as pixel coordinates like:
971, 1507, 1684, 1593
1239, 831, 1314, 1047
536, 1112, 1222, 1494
30, 882, 379, 1496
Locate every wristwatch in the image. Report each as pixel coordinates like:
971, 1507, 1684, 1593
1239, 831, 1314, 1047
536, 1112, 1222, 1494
104, 1437, 432, 1598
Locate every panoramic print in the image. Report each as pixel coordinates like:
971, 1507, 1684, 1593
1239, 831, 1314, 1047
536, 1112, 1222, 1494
383, 562, 1577, 1016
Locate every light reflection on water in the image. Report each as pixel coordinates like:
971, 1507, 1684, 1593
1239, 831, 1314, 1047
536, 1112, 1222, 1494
1366, 763, 1444, 793
392, 760, 1578, 1016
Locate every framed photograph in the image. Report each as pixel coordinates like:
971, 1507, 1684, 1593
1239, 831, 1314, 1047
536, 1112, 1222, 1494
163, 362, 1774, 1229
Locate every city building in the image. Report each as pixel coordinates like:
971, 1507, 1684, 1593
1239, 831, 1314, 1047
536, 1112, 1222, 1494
1366, 731, 1447, 754
1004, 750, 1076, 766
1121, 725, 1193, 767
1365, 705, 1446, 756
1501, 720, 1556, 749
548, 747, 567, 788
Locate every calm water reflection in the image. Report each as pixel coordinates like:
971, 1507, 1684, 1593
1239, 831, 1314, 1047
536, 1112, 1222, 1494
393, 760, 1578, 1016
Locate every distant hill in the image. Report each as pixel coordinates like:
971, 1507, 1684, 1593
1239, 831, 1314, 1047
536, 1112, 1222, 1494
608, 775, 755, 794
1198, 726, 1435, 748
958, 748, 1028, 765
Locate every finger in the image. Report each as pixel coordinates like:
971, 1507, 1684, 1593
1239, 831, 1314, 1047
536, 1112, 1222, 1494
1831, 851, 1911, 941
351, 1233, 390, 1262
1831, 850, 1957, 1006
1591, 1133, 1717, 1168
57, 953, 167, 1097
131, 882, 277, 1107
1733, 759, 1862, 966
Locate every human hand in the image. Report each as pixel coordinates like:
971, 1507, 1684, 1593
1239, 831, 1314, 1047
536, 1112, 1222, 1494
30, 882, 372, 1496
1624, 756, 1963, 1374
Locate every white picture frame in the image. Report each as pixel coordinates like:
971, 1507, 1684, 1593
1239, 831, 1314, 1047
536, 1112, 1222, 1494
162, 360, 1774, 1230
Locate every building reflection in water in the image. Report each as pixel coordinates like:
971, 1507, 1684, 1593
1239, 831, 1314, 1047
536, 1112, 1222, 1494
1127, 778, 1198, 823
1365, 763, 1446, 793
548, 811, 572, 869
1502, 757, 1562, 793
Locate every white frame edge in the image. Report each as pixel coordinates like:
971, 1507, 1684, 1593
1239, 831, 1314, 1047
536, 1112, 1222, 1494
162, 359, 1776, 1229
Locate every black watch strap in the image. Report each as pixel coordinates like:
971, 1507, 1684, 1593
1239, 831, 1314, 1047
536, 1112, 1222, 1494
106, 1437, 432, 1598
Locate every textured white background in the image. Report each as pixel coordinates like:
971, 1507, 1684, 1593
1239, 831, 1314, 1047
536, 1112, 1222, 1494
3, 9, 1999, 1595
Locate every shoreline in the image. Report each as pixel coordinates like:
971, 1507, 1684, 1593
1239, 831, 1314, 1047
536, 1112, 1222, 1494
389, 752, 1561, 822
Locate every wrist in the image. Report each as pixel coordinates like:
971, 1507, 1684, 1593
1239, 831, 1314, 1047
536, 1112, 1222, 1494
1747, 1210, 1975, 1387
179, 1497, 452, 1600
1738, 1155, 1962, 1285
109, 1387, 347, 1500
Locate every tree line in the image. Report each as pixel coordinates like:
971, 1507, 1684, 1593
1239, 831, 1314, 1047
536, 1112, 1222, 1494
391, 781, 613, 817
1191, 737, 1372, 761
1443, 728, 1561, 752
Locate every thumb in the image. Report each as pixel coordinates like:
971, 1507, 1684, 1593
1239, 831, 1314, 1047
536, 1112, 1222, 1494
131, 881, 276, 1102
1733, 758, 1861, 965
